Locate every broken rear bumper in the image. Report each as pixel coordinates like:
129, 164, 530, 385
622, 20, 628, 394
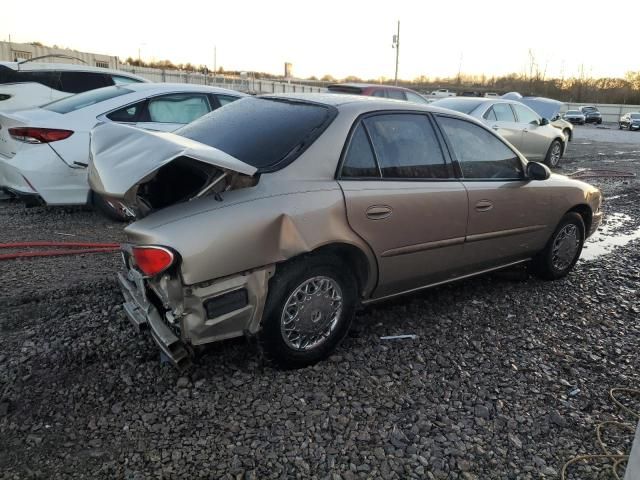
118, 271, 190, 369
117, 255, 275, 369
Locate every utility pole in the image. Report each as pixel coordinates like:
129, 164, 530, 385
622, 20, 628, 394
392, 21, 400, 86
214, 45, 217, 75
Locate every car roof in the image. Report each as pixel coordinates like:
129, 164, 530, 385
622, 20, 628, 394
122, 82, 248, 96
262, 92, 477, 118
0, 61, 147, 81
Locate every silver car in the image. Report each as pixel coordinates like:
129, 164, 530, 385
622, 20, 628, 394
89, 94, 602, 369
432, 97, 567, 167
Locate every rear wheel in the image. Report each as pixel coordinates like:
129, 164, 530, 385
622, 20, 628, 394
259, 255, 357, 369
544, 139, 563, 168
531, 212, 585, 280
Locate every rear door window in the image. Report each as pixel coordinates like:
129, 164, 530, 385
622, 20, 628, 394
364, 113, 450, 179
59, 72, 113, 93
405, 91, 428, 104
15, 71, 63, 90
106, 100, 146, 122
492, 103, 516, 122
483, 107, 498, 121
216, 94, 241, 106
146, 93, 212, 123
341, 123, 379, 178
387, 89, 407, 101
437, 116, 524, 180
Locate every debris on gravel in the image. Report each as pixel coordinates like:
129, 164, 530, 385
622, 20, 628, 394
0, 133, 639, 479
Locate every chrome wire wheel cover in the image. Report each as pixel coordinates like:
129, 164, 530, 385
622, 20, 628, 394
549, 142, 562, 166
280, 276, 343, 351
552, 224, 580, 271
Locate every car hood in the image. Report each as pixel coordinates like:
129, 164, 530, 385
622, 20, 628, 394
89, 122, 257, 197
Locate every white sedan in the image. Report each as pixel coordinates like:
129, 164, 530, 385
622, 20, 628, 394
0, 83, 246, 206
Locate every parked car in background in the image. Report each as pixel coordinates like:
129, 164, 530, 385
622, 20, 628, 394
0, 83, 245, 212
327, 83, 430, 104
484, 92, 499, 98
429, 88, 456, 98
432, 97, 567, 167
89, 94, 602, 369
0, 61, 147, 111
619, 112, 640, 131
502, 92, 573, 142
580, 106, 602, 124
563, 110, 586, 125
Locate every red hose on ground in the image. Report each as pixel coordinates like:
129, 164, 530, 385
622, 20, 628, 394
0, 241, 120, 261
0, 241, 119, 249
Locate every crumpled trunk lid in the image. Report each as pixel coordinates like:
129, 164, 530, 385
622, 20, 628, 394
88, 122, 258, 218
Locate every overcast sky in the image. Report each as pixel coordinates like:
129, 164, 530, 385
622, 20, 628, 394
2, 0, 638, 80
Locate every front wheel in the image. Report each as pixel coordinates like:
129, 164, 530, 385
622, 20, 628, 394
544, 139, 563, 168
619, 123, 624, 130
531, 212, 585, 280
259, 255, 357, 369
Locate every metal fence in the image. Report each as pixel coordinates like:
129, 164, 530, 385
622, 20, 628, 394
117, 65, 325, 94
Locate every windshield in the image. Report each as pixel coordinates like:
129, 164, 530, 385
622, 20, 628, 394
432, 98, 483, 114
630, 114, 640, 119
41, 86, 133, 114
566, 110, 582, 115
176, 97, 337, 172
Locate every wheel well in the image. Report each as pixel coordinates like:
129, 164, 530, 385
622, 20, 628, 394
277, 243, 371, 297
567, 204, 592, 235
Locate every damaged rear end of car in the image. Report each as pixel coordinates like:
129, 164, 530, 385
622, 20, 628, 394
90, 122, 264, 368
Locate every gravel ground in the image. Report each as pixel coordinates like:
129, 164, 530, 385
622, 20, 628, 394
0, 130, 639, 480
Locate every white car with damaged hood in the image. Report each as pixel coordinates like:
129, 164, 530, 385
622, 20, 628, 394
0, 83, 246, 208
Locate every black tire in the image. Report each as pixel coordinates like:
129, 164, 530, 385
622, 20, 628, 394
259, 254, 357, 369
91, 191, 128, 222
619, 123, 624, 130
531, 212, 585, 280
630, 124, 634, 131
597, 119, 602, 125
544, 139, 563, 168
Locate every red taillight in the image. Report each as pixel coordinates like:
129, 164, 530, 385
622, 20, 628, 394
8, 127, 74, 144
132, 246, 175, 277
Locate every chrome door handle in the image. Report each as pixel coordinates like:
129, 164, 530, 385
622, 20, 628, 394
366, 205, 392, 220
475, 200, 493, 212
523, 128, 529, 133
491, 125, 499, 130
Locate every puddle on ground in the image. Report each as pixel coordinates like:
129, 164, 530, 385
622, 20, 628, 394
581, 212, 640, 261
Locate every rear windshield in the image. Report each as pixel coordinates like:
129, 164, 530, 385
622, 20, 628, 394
432, 98, 483, 114
41, 86, 133, 113
176, 97, 337, 172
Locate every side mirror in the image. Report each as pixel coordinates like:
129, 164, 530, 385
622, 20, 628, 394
526, 161, 551, 180
540, 117, 550, 126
